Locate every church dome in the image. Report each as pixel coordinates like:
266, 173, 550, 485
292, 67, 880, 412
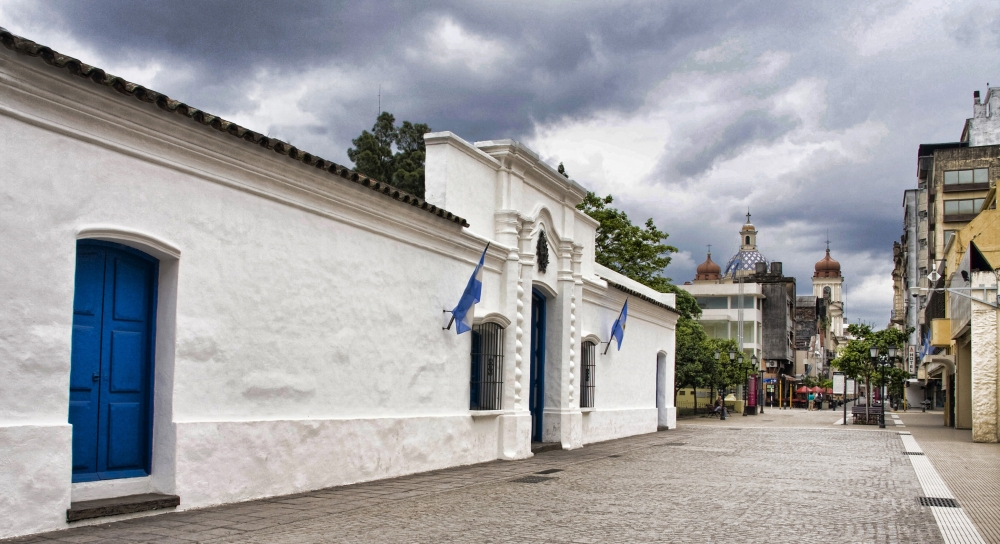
724, 249, 768, 276
695, 253, 721, 281
814, 249, 841, 278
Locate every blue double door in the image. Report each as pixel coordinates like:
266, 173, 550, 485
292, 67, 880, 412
69, 241, 157, 482
529, 290, 546, 442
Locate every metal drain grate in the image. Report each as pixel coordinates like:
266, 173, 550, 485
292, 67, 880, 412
919, 497, 959, 508
511, 476, 554, 484
903, 451, 925, 456
535, 469, 562, 474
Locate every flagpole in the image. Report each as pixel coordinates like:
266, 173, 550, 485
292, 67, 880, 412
603, 297, 628, 355
444, 242, 490, 331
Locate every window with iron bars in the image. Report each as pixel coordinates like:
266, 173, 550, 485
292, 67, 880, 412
470, 322, 504, 411
580, 341, 597, 408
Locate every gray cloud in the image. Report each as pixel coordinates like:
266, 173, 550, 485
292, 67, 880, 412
2, 0, 998, 326
674, 110, 797, 177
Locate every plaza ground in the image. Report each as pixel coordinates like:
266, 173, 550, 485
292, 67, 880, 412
6, 408, 998, 543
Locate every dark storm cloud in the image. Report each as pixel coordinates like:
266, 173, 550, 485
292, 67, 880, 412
674, 111, 796, 177
3, 0, 998, 325
13, 0, 833, 142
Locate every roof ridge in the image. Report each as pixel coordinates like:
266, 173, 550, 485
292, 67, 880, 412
0, 26, 468, 228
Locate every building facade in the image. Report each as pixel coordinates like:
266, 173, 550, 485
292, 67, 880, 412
897, 87, 1000, 427
0, 29, 678, 539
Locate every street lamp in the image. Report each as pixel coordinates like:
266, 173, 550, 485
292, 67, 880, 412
737, 354, 746, 416
713, 351, 726, 420
752, 354, 762, 415
870, 345, 899, 428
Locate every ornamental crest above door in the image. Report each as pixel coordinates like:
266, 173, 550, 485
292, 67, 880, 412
536, 230, 549, 274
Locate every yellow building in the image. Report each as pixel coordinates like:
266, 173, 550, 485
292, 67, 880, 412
930, 186, 1000, 440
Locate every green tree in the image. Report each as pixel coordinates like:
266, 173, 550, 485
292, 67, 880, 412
347, 112, 431, 198
674, 315, 709, 410
575, 191, 717, 413
390, 120, 431, 196
576, 192, 678, 292
830, 323, 912, 416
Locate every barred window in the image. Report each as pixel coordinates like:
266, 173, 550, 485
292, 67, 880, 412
581, 341, 597, 408
470, 322, 504, 411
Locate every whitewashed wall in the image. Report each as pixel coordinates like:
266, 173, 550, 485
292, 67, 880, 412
0, 49, 509, 538
0, 41, 677, 540
425, 134, 678, 448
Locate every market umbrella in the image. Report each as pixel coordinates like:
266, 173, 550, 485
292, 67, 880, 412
811, 386, 824, 393
825, 387, 834, 394
796, 385, 810, 394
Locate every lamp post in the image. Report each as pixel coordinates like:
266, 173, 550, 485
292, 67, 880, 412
737, 354, 746, 416
713, 351, 723, 420
870, 345, 899, 428
752, 354, 762, 415
714, 350, 736, 420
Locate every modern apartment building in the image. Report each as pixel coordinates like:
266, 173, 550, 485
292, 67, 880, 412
894, 86, 1000, 426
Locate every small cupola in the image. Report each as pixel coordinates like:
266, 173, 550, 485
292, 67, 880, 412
814, 248, 841, 278
695, 252, 722, 281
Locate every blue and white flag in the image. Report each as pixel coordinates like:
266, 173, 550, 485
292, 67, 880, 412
918, 329, 932, 360
725, 258, 741, 278
610, 300, 628, 351
450, 244, 489, 334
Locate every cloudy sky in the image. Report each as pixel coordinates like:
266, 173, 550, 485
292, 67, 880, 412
2, 0, 998, 325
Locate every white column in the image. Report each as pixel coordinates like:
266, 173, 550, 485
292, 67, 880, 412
496, 214, 532, 459
971, 301, 999, 443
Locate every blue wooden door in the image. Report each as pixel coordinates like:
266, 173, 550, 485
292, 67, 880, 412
529, 290, 546, 442
69, 241, 157, 482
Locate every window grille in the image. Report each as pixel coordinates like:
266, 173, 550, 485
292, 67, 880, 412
581, 341, 597, 408
470, 322, 504, 411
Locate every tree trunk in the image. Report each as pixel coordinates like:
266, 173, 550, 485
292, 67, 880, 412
865, 374, 871, 417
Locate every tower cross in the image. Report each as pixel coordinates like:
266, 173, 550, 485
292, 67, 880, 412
746, 208, 751, 223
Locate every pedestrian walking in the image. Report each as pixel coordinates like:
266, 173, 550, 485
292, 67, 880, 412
807, 391, 815, 410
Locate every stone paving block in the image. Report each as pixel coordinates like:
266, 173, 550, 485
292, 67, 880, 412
3, 409, 974, 543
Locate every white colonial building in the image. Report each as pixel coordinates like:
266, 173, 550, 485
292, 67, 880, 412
0, 28, 678, 539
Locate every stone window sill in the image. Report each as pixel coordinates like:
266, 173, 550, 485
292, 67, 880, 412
581, 407, 596, 413
470, 410, 503, 418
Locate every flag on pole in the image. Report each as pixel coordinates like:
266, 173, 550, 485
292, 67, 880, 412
609, 300, 628, 352
918, 329, 931, 359
450, 243, 489, 334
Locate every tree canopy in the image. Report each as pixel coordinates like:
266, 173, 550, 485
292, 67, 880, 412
830, 323, 913, 403
574, 190, 733, 402
576, 192, 678, 293
347, 112, 431, 198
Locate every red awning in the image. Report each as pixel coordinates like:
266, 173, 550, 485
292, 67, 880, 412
796, 386, 810, 394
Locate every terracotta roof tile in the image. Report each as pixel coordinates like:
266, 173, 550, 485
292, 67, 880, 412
0, 27, 469, 228
601, 278, 679, 315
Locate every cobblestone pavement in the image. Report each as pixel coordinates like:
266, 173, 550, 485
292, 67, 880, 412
903, 410, 1000, 543
6, 410, 951, 543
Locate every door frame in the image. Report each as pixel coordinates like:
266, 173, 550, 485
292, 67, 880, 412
530, 288, 546, 443
72, 239, 159, 482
